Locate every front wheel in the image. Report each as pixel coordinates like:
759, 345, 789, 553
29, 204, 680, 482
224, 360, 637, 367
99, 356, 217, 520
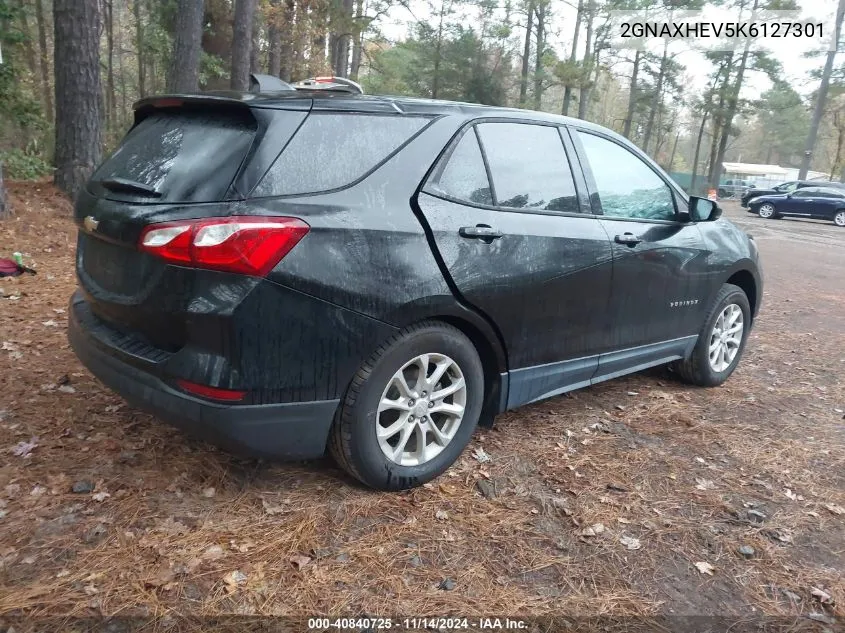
758, 203, 776, 219
834, 210, 845, 227
329, 321, 484, 491
672, 283, 751, 387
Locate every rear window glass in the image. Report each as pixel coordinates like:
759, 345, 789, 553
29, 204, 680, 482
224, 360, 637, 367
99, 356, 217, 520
254, 113, 430, 197
90, 108, 256, 203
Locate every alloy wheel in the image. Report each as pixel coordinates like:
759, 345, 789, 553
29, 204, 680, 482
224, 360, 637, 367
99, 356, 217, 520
376, 353, 467, 467
835, 211, 845, 227
758, 204, 775, 219
708, 304, 744, 373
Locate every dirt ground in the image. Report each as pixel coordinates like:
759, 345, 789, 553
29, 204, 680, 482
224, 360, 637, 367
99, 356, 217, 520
0, 182, 843, 630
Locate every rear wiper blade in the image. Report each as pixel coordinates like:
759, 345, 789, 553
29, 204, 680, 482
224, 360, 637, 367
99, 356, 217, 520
97, 177, 162, 197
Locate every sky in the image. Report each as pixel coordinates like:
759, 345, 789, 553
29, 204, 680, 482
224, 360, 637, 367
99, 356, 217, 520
376, 0, 839, 99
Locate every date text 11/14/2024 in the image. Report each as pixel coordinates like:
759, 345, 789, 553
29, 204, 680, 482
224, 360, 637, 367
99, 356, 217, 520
307, 617, 529, 630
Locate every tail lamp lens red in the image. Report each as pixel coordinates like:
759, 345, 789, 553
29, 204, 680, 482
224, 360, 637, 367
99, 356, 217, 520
139, 216, 309, 276
176, 379, 247, 402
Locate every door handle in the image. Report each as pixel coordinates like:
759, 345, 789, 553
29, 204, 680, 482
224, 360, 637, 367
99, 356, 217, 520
459, 224, 503, 242
614, 232, 642, 247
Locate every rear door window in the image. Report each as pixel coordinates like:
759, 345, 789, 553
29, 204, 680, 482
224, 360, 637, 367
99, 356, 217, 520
476, 122, 580, 213
254, 113, 430, 197
424, 129, 493, 205
90, 108, 257, 203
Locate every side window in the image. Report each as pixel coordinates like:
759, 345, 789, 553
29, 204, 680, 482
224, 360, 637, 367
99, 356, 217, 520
784, 182, 799, 192
577, 131, 676, 221
254, 113, 430, 197
476, 122, 579, 213
425, 129, 493, 205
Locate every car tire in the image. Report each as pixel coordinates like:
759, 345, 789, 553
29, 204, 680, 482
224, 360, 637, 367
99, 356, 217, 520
329, 321, 484, 491
834, 210, 845, 227
757, 203, 776, 219
718, 188, 727, 198
671, 283, 751, 388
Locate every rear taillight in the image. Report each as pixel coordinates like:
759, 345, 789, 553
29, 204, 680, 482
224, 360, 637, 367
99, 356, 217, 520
139, 216, 309, 276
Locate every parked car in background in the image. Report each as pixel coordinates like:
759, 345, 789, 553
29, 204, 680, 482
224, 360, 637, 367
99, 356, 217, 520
718, 179, 755, 199
741, 180, 845, 208
749, 186, 845, 226
67, 79, 763, 490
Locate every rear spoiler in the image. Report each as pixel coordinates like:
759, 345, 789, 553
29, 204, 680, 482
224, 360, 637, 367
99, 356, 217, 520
132, 74, 363, 113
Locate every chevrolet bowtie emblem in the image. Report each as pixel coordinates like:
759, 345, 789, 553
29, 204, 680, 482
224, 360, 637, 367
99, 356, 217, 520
83, 216, 99, 232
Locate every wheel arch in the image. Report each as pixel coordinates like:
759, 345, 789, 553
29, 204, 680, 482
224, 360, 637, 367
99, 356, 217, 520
725, 268, 758, 322
384, 297, 508, 428
434, 314, 506, 427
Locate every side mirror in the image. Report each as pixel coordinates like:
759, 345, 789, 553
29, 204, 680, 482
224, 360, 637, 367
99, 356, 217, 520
689, 196, 722, 222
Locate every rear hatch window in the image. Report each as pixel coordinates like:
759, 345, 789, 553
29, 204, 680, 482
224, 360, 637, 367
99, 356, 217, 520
253, 113, 431, 197
88, 107, 257, 203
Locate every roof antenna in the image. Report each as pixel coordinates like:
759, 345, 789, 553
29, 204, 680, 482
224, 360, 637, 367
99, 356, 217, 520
248, 73, 295, 93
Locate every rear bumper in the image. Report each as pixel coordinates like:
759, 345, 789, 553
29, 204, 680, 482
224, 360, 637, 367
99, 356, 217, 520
68, 295, 339, 460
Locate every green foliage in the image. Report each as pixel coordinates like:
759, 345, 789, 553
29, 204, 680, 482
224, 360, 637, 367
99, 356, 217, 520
362, 44, 418, 96
752, 84, 810, 165
0, 147, 53, 179
0, 0, 48, 148
363, 24, 512, 106
200, 52, 228, 85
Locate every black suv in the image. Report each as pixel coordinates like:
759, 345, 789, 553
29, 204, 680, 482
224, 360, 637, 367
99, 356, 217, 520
68, 87, 763, 490
741, 180, 845, 208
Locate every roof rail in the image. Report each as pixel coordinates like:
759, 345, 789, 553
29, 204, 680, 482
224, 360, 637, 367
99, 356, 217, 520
249, 73, 295, 93
291, 76, 364, 94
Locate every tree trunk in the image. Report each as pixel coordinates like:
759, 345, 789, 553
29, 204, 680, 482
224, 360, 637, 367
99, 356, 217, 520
580, 36, 603, 122
268, 0, 282, 76
519, 0, 534, 107
35, 0, 54, 122
706, 58, 731, 188
202, 0, 233, 89
278, 0, 295, 80
710, 49, 752, 190
576, 3, 594, 120
532, 2, 545, 110
117, 2, 129, 124
561, 0, 582, 115
333, 0, 354, 77
231, 0, 258, 90
666, 130, 681, 171
54, 0, 102, 200
167, 0, 205, 92
432, 0, 448, 99
15, 0, 39, 77
0, 164, 8, 220
105, 0, 116, 135
799, 0, 845, 179
250, 9, 262, 74
641, 40, 668, 153
622, 49, 640, 139
690, 111, 709, 194
349, 0, 364, 80
134, 0, 146, 97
